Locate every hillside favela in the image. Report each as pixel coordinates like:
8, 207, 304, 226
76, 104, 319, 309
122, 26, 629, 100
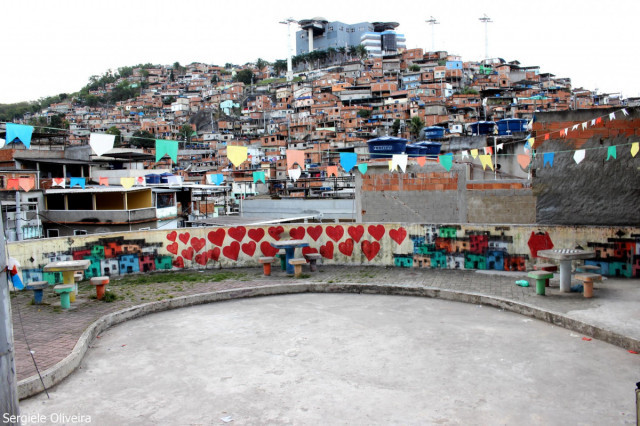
1, 16, 640, 426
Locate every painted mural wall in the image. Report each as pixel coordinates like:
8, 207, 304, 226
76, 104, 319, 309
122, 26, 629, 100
7, 223, 640, 285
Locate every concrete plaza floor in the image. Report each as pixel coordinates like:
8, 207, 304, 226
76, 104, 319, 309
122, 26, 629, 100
19, 293, 639, 425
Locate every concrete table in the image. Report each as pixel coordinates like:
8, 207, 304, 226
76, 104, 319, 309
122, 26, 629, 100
44, 260, 91, 302
270, 240, 309, 275
537, 249, 595, 293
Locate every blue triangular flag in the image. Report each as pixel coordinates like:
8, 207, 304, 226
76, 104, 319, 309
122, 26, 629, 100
6, 123, 34, 149
253, 171, 265, 184
340, 152, 357, 173
543, 152, 555, 167
70, 177, 86, 189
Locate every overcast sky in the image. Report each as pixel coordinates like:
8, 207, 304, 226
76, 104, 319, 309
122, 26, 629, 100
3, 0, 639, 104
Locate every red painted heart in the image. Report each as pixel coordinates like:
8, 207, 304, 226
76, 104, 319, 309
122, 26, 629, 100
166, 242, 179, 255
195, 252, 208, 266
228, 226, 247, 242
307, 225, 323, 241
242, 241, 257, 257
207, 229, 226, 246
348, 225, 364, 243
179, 232, 191, 245
320, 241, 334, 259
389, 227, 407, 245
302, 246, 319, 256
248, 228, 265, 242
268, 226, 284, 241
208, 247, 221, 262
166, 230, 177, 242
338, 238, 354, 256
181, 247, 194, 261
172, 256, 184, 269
289, 226, 306, 240
191, 237, 206, 252
368, 225, 385, 241
260, 241, 279, 257
223, 241, 240, 261
326, 225, 344, 242
361, 240, 380, 261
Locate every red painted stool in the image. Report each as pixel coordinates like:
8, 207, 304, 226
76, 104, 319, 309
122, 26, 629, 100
90, 276, 110, 300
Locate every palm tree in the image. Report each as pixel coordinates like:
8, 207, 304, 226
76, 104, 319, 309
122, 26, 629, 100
409, 116, 425, 140
337, 47, 347, 63
327, 47, 337, 65
256, 58, 268, 71
348, 46, 357, 61
355, 44, 368, 61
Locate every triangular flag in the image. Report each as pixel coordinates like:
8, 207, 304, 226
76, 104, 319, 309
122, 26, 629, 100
581, 122, 588, 130
573, 149, 585, 164
253, 171, 265, 183
543, 152, 554, 167
285, 149, 305, 170
596, 117, 602, 124
120, 177, 135, 189
461, 150, 469, 160
18, 177, 34, 192
136, 176, 146, 186
5, 123, 34, 148
99, 177, 109, 186
339, 152, 357, 173
69, 177, 85, 189
438, 153, 453, 171
607, 146, 616, 160
631, 142, 639, 157
609, 112, 616, 121
479, 154, 493, 170
52, 178, 65, 188
6, 179, 19, 190
388, 160, 396, 171
544, 134, 549, 141
326, 165, 338, 177
8, 258, 23, 290
470, 149, 478, 159
621, 108, 629, 116
416, 156, 427, 167
288, 167, 301, 182
227, 145, 248, 167
357, 163, 368, 174
517, 154, 530, 169
559, 129, 566, 137
528, 137, 535, 148
571, 124, 579, 131
496, 143, 504, 152
591, 119, 596, 126
208, 173, 224, 185
89, 133, 115, 157
483, 146, 493, 155
155, 139, 178, 163
391, 154, 408, 173
0, 138, 5, 149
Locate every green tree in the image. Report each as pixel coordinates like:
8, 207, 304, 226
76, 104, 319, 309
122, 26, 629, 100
106, 126, 122, 146
348, 46, 357, 60
337, 47, 347, 62
131, 130, 156, 148
357, 109, 371, 119
255, 58, 268, 71
273, 59, 287, 76
234, 69, 254, 85
355, 44, 368, 60
409, 116, 425, 140
180, 125, 194, 141
391, 119, 401, 136
409, 64, 421, 72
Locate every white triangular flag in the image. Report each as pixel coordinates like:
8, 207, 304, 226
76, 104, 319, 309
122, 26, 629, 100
573, 149, 585, 164
609, 112, 616, 121
89, 133, 115, 157
590, 119, 596, 126
0, 138, 4, 149
391, 154, 408, 173
496, 143, 504, 152
461, 150, 469, 159
571, 124, 579, 131
622, 108, 629, 116
288, 168, 301, 182
581, 122, 588, 130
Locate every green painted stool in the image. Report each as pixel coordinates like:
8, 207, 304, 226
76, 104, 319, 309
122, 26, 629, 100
54, 284, 75, 309
276, 252, 287, 271
528, 271, 554, 296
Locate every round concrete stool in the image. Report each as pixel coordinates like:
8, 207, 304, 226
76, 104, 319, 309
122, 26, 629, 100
54, 284, 75, 309
90, 276, 110, 300
25, 281, 49, 305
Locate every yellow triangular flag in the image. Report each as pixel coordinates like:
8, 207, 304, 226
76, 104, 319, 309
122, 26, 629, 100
470, 149, 478, 159
120, 177, 135, 189
528, 137, 535, 148
631, 142, 639, 157
479, 155, 494, 170
388, 160, 396, 171
227, 145, 248, 167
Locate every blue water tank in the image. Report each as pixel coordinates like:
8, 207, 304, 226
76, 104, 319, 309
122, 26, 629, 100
422, 126, 446, 139
145, 174, 160, 184
497, 118, 528, 135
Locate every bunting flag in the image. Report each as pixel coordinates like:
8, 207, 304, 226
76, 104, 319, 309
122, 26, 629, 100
517, 154, 530, 169
391, 154, 408, 173
227, 145, 248, 167
0, 138, 5, 149
8, 258, 23, 290
496, 143, 504, 152
622, 108, 629, 116
253, 171, 265, 183
207, 173, 224, 185
595, 117, 602, 125
573, 149, 585, 164
5, 123, 34, 148
155, 139, 179, 163
136, 176, 146, 186
52, 178, 65, 188
543, 152, 555, 167
339, 152, 357, 172
357, 163, 368, 174
461, 150, 469, 160
528, 137, 535, 148
69, 177, 85, 189
120, 177, 135, 189
388, 160, 395, 171
6, 179, 19, 190
99, 177, 109, 186
479, 154, 493, 171
590, 119, 596, 126
609, 112, 616, 121
607, 146, 617, 160
416, 156, 427, 167
571, 124, 579, 131
483, 146, 493, 155
285, 149, 305, 170
631, 142, 639, 157
544, 134, 549, 141
559, 129, 566, 137
326, 165, 338, 177
18, 177, 34, 192
438, 153, 453, 171
470, 149, 478, 159
89, 133, 115, 157
581, 122, 588, 130
288, 167, 301, 182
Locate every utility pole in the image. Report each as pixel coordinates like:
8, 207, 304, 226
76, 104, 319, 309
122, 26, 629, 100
479, 14, 493, 60
425, 16, 439, 52
0, 210, 20, 423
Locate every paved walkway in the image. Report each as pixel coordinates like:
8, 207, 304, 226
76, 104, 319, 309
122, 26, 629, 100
10, 266, 640, 385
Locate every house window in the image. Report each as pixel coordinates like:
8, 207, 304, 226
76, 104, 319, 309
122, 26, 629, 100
74, 230, 87, 236
47, 229, 59, 238
0, 176, 4, 188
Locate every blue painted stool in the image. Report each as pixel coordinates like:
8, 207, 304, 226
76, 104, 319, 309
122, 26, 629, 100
25, 281, 49, 305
